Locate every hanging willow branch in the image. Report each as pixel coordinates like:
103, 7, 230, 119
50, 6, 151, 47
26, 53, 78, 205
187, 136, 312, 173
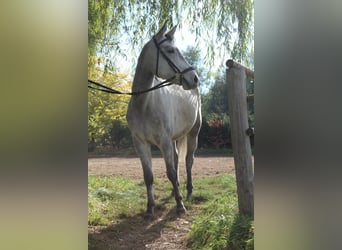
88, 0, 254, 69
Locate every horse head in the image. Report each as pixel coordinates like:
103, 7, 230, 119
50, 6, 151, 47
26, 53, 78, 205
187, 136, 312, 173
142, 21, 199, 90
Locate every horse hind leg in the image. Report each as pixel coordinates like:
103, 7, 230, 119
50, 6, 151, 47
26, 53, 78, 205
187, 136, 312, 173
185, 137, 195, 199
161, 139, 186, 214
186, 120, 201, 199
170, 141, 179, 197
133, 138, 155, 219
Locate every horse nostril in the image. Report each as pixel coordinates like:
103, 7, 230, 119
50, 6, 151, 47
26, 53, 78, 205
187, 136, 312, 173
194, 75, 198, 83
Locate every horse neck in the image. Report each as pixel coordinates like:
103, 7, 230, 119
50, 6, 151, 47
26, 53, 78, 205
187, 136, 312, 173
132, 63, 154, 93
130, 63, 155, 109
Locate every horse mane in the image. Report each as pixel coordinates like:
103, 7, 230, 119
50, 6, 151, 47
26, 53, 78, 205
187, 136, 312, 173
137, 42, 150, 65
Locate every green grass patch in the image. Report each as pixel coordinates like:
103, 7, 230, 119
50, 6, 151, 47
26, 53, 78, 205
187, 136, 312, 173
88, 176, 146, 225
188, 194, 254, 250
88, 174, 253, 249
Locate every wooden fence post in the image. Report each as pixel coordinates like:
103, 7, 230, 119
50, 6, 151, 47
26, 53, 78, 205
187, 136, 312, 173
226, 59, 254, 216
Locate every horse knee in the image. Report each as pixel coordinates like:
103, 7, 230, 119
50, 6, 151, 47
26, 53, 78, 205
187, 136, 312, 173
143, 171, 153, 185
166, 168, 177, 182
186, 153, 194, 165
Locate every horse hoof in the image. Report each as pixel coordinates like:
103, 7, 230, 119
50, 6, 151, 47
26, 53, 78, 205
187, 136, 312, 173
176, 206, 186, 215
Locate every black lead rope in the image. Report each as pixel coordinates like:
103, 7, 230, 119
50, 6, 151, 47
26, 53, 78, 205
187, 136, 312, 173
88, 77, 176, 96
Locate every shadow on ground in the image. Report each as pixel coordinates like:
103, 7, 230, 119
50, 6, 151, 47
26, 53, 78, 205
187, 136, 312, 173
89, 198, 183, 250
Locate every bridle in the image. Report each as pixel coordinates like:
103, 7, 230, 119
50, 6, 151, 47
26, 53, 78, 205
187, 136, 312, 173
88, 36, 196, 96
153, 36, 195, 86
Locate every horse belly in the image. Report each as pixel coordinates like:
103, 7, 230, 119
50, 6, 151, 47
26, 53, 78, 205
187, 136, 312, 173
127, 88, 200, 144
171, 105, 198, 140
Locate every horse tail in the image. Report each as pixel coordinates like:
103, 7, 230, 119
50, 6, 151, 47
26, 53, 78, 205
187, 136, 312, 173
177, 136, 187, 163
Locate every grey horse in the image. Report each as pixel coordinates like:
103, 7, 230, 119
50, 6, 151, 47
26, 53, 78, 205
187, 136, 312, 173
126, 22, 201, 219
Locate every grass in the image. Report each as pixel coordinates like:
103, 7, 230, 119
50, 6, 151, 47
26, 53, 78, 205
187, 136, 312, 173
188, 194, 254, 250
88, 176, 146, 225
186, 175, 253, 250
88, 174, 253, 249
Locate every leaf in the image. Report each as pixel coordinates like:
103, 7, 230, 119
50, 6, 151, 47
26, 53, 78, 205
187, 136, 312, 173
88, 0, 254, 70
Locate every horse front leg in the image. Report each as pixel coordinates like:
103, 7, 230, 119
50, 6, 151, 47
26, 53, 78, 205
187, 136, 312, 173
133, 138, 155, 219
161, 140, 186, 214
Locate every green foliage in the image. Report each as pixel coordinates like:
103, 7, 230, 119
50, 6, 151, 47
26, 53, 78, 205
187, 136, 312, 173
88, 0, 254, 71
109, 119, 132, 149
88, 67, 132, 150
88, 0, 115, 69
199, 70, 255, 149
201, 70, 228, 118
199, 70, 230, 149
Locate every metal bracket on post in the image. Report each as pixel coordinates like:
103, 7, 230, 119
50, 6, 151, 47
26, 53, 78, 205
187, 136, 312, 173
245, 127, 255, 137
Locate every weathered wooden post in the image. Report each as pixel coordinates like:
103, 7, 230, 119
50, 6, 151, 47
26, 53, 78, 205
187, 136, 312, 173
226, 59, 254, 216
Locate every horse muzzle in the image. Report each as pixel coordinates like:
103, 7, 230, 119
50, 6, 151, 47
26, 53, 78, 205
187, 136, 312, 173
181, 72, 199, 90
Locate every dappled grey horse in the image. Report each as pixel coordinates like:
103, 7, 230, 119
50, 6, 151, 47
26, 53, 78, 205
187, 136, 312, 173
126, 22, 201, 219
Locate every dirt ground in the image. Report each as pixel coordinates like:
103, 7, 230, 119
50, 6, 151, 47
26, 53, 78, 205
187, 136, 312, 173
88, 156, 235, 250
88, 156, 235, 178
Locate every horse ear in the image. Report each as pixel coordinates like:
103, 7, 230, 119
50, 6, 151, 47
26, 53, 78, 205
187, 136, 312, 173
155, 21, 168, 39
166, 25, 177, 40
